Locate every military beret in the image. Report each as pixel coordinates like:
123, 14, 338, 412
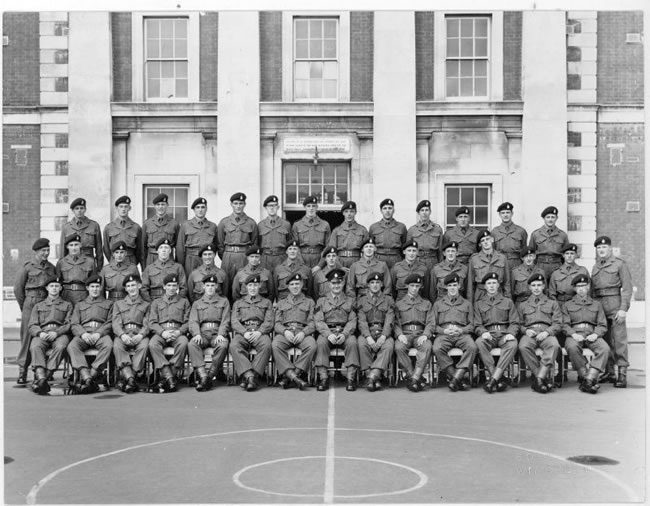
111, 241, 128, 253
562, 243, 578, 253
443, 273, 460, 286
152, 193, 168, 204
416, 200, 431, 212
202, 274, 219, 284
246, 246, 262, 256
114, 195, 131, 206
441, 241, 459, 251
263, 195, 279, 206
367, 272, 384, 283
230, 192, 246, 202
155, 237, 173, 249
326, 269, 346, 282
85, 274, 102, 286
162, 274, 179, 285
405, 273, 423, 285
361, 237, 377, 249
520, 246, 536, 258
497, 202, 514, 213
477, 230, 492, 241
571, 274, 590, 286
288, 273, 304, 283
303, 195, 318, 206
32, 238, 50, 251
64, 234, 82, 246
379, 198, 394, 209
199, 244, 216, 256
527, 273, 546, 284
122, 274, 141, 287
341, 201, 357, 212
244, 273, 261, 284
321, 246, 338, 258
285, 239, 300, 250
455, 206, 471, 217
44, 275, 63, 286
594, 236, 611, 247
481, 272, 500, 284
70, 197, 86, 209
402, 240, 419, 251
191, 197, 207, 209
541, 206, 558, 218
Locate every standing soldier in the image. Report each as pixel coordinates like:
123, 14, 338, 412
56, 234, 96, 305
28, 276, 73, 394
272, 274, 316, 390
141, 193, 180, 268
59, 197, 103, 271
13, 238, 56, 384
528, 205, 568, 282
67, 275, 114, 394
102, 195, 143, 268
230, 274, 275, 392
548, 243, 589, 304
100, 242, 139, 302
232, 246, 275, 301
346, 238, 392, 299
312, 246, 346, 300
442, 207, 480, 265
292, 195, 331, 269
274, 240, 312, 301
467, 230, 511, 303
429, 241, 468, 303
591, 236, 633, 388
187, 274, 231, 391
187, 244, 228, 303
314, 269, 359, 391
491, 202, 528, 269
406, 199, 443, 271
217, 192, 259, 286
473, 272, 520, 393
326, 201, 368, 268
141, 238, 187, 301
357, 272, 395, 392
176, 197, 218, 278
511, 246, 545, 306
391, 240, 429, 301
369, 198, 407, 269
258, 195, 292, 272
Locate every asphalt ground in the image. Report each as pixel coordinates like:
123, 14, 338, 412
2, 328, 647, 505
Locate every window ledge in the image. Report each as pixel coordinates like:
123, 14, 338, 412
260, 102, 373, 117
111, 102, 218, 117
416, 101, 523, 116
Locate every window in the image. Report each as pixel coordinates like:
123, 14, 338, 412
445, 185, 490, 229
283, 162, 349, 209
445, 16, 489, 98
144, 18, 188, 99
294, 18, 339, 100
54, 21, 69, 36
143, 185, 189, 222
55, 189, 69, 204
55, 134, 68, 148
55, 161, 69, 175
54, 50, 68, 64
55, 77, 68, 92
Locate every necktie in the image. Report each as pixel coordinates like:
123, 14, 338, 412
270, 219, 276, 226
198, 220, 204, 227
120, 219, 125, 227
309, 218, 314, 225
76, 219, 82, 227
235, 216, 240, 223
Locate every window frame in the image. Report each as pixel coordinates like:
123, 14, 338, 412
132, 174, 200, 224
143, 184, 191, 223
282, 161, 351, 211
444, 184, 492, 230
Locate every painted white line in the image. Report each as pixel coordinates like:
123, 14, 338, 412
323, 386, 336, 503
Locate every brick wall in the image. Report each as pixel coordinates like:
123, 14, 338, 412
503, 11, 522, 100
111, 12, 132, 102
415, 12, 434, 101
597, 11, 644, 104
350, 11, 373, 102
260, 11, 282, 102
200, 12, 218, 102
3, 126, 41, 284
3, 12, 40, 106
596, 123, 645, 298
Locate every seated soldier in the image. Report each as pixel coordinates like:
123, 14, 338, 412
230, 274, 274, 391
432, 273, 477, 392
112, 274, 150, 393
312, 246, 347, 300
473, 272, 520, 393
346, 238, 391, 300
28, 276, 73, 395
429, 241, 468, 303
188, 274, 231, 391
274, 240, 312, 301
391, 240, 429, 301
357, 271, 395, 392
562, 274, 610, 394
272, 273, 315, 390
68, 274, 114, 394
518, 273, 562, 394
314, 269, 359, 391
141, 238, 187, 302
187, 244, 228, 303
232, 247, 275, 301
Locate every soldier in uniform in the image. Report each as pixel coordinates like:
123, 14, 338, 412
187, 244, 228, 303
442, 207, 480, 265
28, 276, 73, 394
56, 234, 96, 305
432, 273, 477, 392
292, 195, 331, 269
14, 238, 56, 384
141, 238, 187, 301
112, 274, 150, 393
59, 197, 103, 271
346, 238, 392, 299
148, 274, 190, 393
232, 246, 275, 301
258, 195, 292, 272
491, 202, 528, 269
429, 241, 468, 303
274, 240, 312, 300
325, 200, 368, 268
391, 240, 429, 301
511, 246, 545, 306
100, 241, 140, 302
473, 272, 520, 393
357, 272, 395, 392
188, 274, 231, 391
314, 269, 359, 391
141, 193, 180, 268
562, 274, 610, 394
68, 274, 114, 394
102, 195, 143, 268
518, 273, 562, 394
368, 198, 407, 269
467, 230, 511, 303
406, 199, 443, 271
230, 274, 275, 392
528, 206, 568, 282
217, 192, 259, 285
591, 235, 633, 388
272, 273, 316, 390
548, 243, 589, 304
312, 246, 346, 300
176, 197, 218, 278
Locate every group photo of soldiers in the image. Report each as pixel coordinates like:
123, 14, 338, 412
14, 191, 632, 397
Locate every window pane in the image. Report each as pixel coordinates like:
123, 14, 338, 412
310, 40, 323, 58
147, 61, 161, 78
295, 62, 309, 79
298, 185, 310, 201
460, 78, 473, 96
461, 187, 473, 203
175, 19, 187, 38
285, 164, 297, 181
475, 18, 488, 37
285, 185, 297, 204
160, 79, 175, 98
447, 188, 460, 205
147, 19, 160, 37
324, 39, 337, 58
324, 19, 337, 38
460, 18, 473, 37
447, 18, 459, 37
323, 61, 338, 79
475, 60, 487, 77
446, 78, 459, 97
324, 80, 337, 98
295, 19, 308, 39
176, 79, 188, 97
175, 39, 187, 58
176, 61, 188, 78
475, 78, 487, 96
311, 169, 321, 185
147, 39, 159, 58
296, 40, 309, 59
147, 79, 160, 98
298, 168, 310, 183
475, 38, 488, 57
310, 80, 321, 98
295, 80, 309, 99
336, 165, 347, 180
460, 38, 474, 57
310, 19, 322, 38
475, 188, 488, 205
475, 207, 488, 225
446, 60, 459, 77
447, 39, 459, 58
460, 60, 473, 77
310, 61, 323, 79
161, 39, 174, 58
161, 61, 174, 78
175, 188, 188, 206
161, 19, 174, 38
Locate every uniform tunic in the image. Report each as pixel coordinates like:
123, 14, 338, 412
432, 295, 476, 372
274, 259, 312, 300
491, 222, 528, 269
217, 213, 259, 285
111, 295, 151, 372
528, 225, 568, 281
100, 260, 140, 301
187, 294, 231, 370
56, 254, 96, 305
272, 293, 317, 375
548, 263, 590, 304
467, 250, 511, 303
391, 259, 429, 301
28, 296, 73, 371
312, 264, 348, 300
292, 215, 331, 268
148, 294, 190, 370
314, 293, 359, 369
176, 217, 218, 277
258, 216, 292, 272
230, 294, 274, 376
103, 217, 143, 268
510, 263, 546, 305
442, 226, 480, 265
406, 220, 443, 271
429, 260, 468, 303
327, 221, 369, 268
187, 264, 228, 303
368, 218, 407, 269
357, 292, 395, 372
346, 257, 392, 299
68, 296, 114, 371
141, 259, 188, 301
394, 294, 435, 373
473, 294, 520, 373
518, 294, 562, 375
59, 216, 104, 270
231, 265, 275, 301
141, 214, 180, 268
561, 295, 609, 373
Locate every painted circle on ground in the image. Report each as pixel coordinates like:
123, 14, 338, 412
232, 455, 428, 499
